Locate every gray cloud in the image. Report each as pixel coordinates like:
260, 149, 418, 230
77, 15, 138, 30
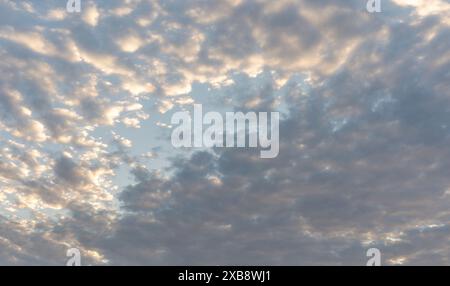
0, 0, 450, 265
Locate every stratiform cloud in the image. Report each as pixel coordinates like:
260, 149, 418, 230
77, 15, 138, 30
0, 0, 450, 265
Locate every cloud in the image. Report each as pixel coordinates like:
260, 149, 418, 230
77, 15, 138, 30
82, 4, 100, 27
0, 0, 450, 265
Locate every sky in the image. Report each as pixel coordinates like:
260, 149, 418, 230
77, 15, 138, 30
0, 0, 450, 266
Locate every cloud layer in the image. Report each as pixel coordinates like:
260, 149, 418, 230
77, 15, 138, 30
0, 0, 450, 265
